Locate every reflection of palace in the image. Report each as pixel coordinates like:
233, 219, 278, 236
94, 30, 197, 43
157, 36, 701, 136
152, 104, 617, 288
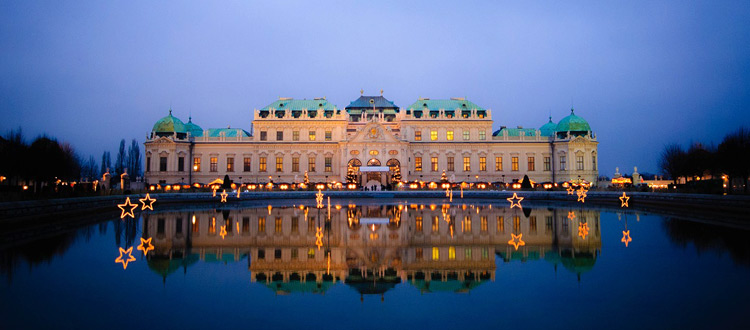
143, 204, 601, 295
144, 93, 598, 188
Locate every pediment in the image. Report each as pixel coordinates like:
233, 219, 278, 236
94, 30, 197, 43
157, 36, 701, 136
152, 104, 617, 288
347, 122, 402, 144
150, 136, 177, 145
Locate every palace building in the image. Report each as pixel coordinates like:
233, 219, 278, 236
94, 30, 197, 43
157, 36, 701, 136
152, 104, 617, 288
144, 92, 598, 187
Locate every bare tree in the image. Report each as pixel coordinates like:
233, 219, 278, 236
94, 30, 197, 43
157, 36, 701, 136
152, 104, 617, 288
718, 127, 750, 193
659, 143, 686, 184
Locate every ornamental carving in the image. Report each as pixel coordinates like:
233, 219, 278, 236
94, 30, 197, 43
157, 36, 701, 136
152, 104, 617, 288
388, 150, 398, 155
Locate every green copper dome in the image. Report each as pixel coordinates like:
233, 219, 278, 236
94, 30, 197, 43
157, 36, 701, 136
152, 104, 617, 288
556, 108, 591, 133
152, 109, 187, 133
184, 116, 203, 136
539, 116, 557, 137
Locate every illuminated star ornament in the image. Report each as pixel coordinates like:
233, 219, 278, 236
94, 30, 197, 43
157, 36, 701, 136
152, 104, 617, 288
621, 230, 632, 247
619, 192, 630, 207
506, 193, 524, 209
578, 222, 590, 239
118, 197, 138, 219
115, 246, 136, 269
315, 226, 324, 250
137, 237, 154, 256
220, 224, 227, 239
220, 190, 228, 203
139, 193, 156, 210
316, 189, 324, 208
566, 185, 576, 195
508, 233, 525, 250
576, 186, 588, 203
567, 211, 576, 220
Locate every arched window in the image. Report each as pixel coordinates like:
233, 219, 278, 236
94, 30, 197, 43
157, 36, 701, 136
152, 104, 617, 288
367, 158, 381, 166
348, 158, 362, 167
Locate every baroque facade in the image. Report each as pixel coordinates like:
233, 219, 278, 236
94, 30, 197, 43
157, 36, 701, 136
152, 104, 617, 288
144, 93, 598, 187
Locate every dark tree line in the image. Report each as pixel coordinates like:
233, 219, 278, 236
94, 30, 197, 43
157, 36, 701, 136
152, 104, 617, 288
660, 127, 750, 192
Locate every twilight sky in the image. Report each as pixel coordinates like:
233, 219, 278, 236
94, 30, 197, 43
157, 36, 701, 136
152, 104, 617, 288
1, 0, 749, 176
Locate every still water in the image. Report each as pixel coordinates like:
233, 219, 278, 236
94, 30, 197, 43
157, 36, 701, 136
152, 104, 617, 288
2, 199, 749, 329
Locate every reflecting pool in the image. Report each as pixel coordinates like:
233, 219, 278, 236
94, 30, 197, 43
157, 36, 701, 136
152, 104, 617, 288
2, 199, 749, 329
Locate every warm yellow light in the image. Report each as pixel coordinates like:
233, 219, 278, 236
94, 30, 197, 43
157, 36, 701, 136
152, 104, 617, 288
115, 246, 136, 269
566, 185, 575, 195
315, 226, 324, 250
220, 225, 227, 239
619, 192, 630, 207
621, 230, 632, 247
139, 193, 156, 210
578, 222, 589, 239
316, 189, 324, 208
506, 193, 524, 209
508, 233, 525, 250
118, 197, 138, 219
220, 190, 228, 203
137, 237, 154, 256
567, 211, 576, 220
576, 186, 588, 203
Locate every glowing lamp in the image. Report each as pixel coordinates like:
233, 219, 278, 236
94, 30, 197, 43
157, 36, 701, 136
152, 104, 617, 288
428, 182, 438, 189
149, 186, 155, 191
280, 184, 289, 190
441, 183, 450, 189
164, 185, 171, 191
409, 183, 418, 189
316, 183, 326, 190
249, 184, 257, 190
512, 183, 521, 189
347, 183, 357, 189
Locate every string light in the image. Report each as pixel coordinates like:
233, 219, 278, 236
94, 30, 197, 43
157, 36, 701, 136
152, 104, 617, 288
619, 192, 630, 207
315, 226, 324, 250
576, 186, 588, 203
115, 246, 136, 269
567, 185, 575, 195
316, 189, 324, 208
118, 197, 138, 219
506, 193, 524, 209
138, 193, 156, 210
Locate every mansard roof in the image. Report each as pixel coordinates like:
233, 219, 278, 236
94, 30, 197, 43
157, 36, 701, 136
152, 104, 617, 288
204, 128, 251, 137
261, 98, 336, 111
406, 98, 485, 111
346, 96, 399, 109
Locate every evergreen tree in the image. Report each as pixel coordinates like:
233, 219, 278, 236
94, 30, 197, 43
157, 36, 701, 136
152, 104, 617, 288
128, 139, 141, 177
100, 151, 111, 177
391, 165, 402, 184
115, 139, 126, 175
304, 171, 309, 185
440, 170, 448, 183
346, 166, 357, 184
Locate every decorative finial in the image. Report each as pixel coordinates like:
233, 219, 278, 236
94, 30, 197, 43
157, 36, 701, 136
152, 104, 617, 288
549, 115, 552, 122
571, 107, 575, 114
380, 89, 383, 96
360, 89, 364, 95
169, 108, 172, 116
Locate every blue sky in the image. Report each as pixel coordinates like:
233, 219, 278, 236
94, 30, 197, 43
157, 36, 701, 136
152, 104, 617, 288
1, 0, 749, 175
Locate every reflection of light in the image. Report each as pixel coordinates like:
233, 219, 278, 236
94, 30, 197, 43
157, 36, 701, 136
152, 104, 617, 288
619, 192, 629, 207
191, 215, 196, 224
508, 233, 525, 250
576, 186, 588, 202
567, 211, 575, 220
268, 205, 272, 215
621, 230, 632, 247
316, 189, 324, 208
578, 222, 589, 239
118, 197, 138, 219
315, 226, 324, 250
115, 246, 136, 269
137, 237, 154, 256
506, 193, 524, 209
139, 193, 156, 210
220, 225, 227, 239
212, 188, 217, 197
566, 185, 575, 195
220, 190, 228, 203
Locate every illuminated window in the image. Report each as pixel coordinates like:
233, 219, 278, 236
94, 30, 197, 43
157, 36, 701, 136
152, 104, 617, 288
308, 248, 315, 259
497, 216, 504, 233
449, 246, 456, 260
242, 217, 249, 233
479, 130, 486, 140
511, 157, 519, 171
258, 217, 266, 233
431, 157, 438, 172
415, 157, 422, 172
293, 130, 299, 141
447, 157, 454, 171
325, 157, 332, 172
479, 157, 486, 171
192, 217, 200, 233
463, 216, 471, 233
527, 156, 535, 172
291, 248, 298, 260
260, 131, 267, 141
463, 157, 470, 171
544, 157, 551, 171
178, 157, 185, 172
309, 130, 316, 141
430, 130, 437, 141
291, 217, 298, 233
325, 131, 332, 141
415, 130, 422, 141
416, 248, 423, 260
447, 130, 454, 141
432, 247, 439, 260
259, 157, 267, 172
292, 157, 299, 172
193, 157, 201, 172
577, 155, 584, 170
227, 157, 234, 172
513, 216, 520, 232
275, 157, 283, 172
416, 216, 423, 231
276, 131, 283, 141
210, 157, 217, 172
244, 157, 251, 172
560, 155, 567, 171
308, 156, 316, 172
495, 157, 502, 171
462, 130, 470, 140
209, 217, 216, 234
275, 217, 282, 234
432, 216, 439, 233
159, 157, 167, 172
481, 216, 488, 232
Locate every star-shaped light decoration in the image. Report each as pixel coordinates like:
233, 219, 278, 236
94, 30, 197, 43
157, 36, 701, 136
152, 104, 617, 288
115, 246, 136, 269
576, 186, 588, 203
506, 193, 524, 209
316, 189, 324, 208
508, 233, 525, 250
220, 224, 227, 239
621, 230, 632, 247
220, 190, 228, 203
567, 211, 576, 220
619, 192, 630, 207
315, 226, 324, 250
139, 193, 156, 211
137, 237, 154, 256
567, 185, 576, 195
578, 222, 590, 239
118, 197, 139, 219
